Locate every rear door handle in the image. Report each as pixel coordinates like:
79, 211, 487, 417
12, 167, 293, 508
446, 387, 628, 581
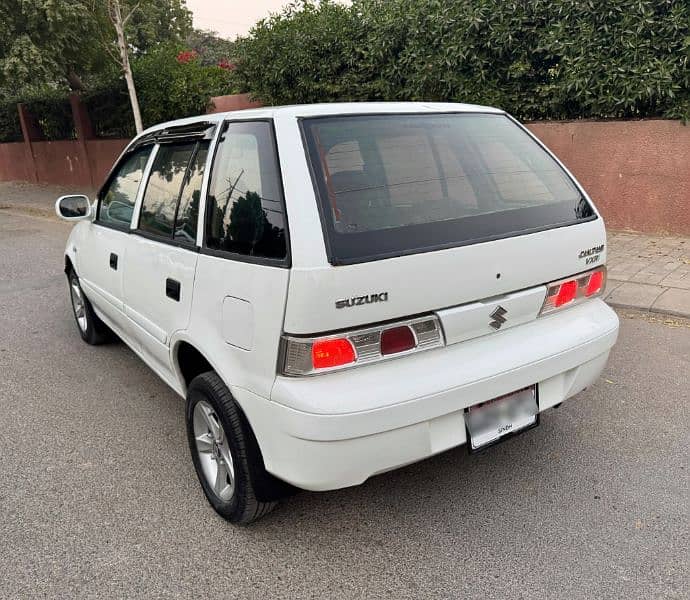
109, 253, 118, 270
166, 278, 181, 302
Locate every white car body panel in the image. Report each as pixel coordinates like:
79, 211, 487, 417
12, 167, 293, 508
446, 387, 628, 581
283, 220, 606, 334
123, 234, 199, 370
179, 254, 290, 400
61, 102, 619, 493
75, 225, 129, 329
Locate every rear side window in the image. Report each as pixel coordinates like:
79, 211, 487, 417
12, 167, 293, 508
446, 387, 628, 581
205, 121, 287, 260
302, 113, 594, 264
137, 141, 209, 244
98, 146, 152, 228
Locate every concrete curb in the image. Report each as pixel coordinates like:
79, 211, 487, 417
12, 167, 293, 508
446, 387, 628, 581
607, 300, 690, 320
605, 279, 690, 319
0, 204, 58, 221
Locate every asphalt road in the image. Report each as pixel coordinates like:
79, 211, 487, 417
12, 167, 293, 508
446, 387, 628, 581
0, 210, 688, 600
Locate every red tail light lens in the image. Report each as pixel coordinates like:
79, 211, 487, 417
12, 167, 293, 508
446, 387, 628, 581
554, 280, 578, 307
540, 267, 607, 316
586, 270, 604, 296
312, 338, 355, 369
380, 325, 416, 355
281, 315, 444, 376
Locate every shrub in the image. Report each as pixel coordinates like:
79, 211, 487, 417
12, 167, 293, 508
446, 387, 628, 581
233, 0, 366, 105
233, 0, 690, 120
0, 100, 23, 142
82, 82, 136, 138
24, 91, 75, 139
133, 43, 236, 127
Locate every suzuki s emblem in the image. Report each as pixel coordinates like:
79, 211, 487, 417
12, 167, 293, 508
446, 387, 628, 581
489, 306, 508, 330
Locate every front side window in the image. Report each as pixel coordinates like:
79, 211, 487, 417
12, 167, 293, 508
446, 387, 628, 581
138, 143, 196, 238
137, 141, 209, 244
205, 121, 287, 260
174, 144, 209, 243
98, 146, 152, 228
302, 113, 594, 264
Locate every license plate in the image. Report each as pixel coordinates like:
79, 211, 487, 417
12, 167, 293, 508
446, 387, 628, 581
465, 386, 538, 451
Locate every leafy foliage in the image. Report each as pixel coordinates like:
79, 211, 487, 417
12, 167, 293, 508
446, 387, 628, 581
24, 92, 75, 139
1, 0, 686, 142
0, 0, 197, 138
233, 0, 690, 120
185, 29, 236, 66
0, 35, 236, 141
132, 43, 235, 127
0, 0, 104, 94
0, 100, 23, 142
232, 0, 363, 105
82, 82, 136, 138
0, 0, 193, 97
124, 0, 193, 54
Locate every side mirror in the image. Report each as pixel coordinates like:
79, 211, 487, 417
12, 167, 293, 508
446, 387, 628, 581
55, 195, 92, 221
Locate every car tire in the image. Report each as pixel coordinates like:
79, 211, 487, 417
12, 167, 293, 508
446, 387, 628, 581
68, 270, 113, 345
186, 371, 291, 524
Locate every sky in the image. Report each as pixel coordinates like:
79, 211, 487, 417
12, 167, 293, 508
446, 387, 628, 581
185, 0, 298, 39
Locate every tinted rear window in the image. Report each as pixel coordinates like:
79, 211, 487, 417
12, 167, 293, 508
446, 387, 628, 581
302, 113, 594, 264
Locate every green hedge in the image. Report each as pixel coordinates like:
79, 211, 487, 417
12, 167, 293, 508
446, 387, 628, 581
0, 101, 23, 142
23, 93, 76, 139
233, 0, 690, 121
83, 84, 136, 139
0, 92, 76, 142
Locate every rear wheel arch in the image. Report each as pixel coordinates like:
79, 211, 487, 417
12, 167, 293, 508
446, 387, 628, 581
65, 255, 75, 276
175, 341, 215, 393
173, 343, 259, 438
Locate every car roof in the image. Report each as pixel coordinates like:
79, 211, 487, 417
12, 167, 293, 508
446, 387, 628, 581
140, 101, 505, 137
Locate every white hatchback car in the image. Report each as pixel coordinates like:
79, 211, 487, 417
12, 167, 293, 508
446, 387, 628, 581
57, 102, 619, 523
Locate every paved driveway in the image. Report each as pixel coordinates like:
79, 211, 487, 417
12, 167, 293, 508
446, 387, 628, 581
0, 212, 687, 599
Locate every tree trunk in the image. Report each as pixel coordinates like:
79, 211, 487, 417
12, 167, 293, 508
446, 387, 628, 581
111, 1, 143, 134
66, 70, 84, 92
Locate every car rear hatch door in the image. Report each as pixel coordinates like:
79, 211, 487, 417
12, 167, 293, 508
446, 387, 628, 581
285, 110, 606, 340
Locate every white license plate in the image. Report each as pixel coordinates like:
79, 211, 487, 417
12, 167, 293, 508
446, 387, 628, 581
465, 386, 538, 451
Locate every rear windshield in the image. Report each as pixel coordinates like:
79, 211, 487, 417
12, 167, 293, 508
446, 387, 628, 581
301, 113, 594, 264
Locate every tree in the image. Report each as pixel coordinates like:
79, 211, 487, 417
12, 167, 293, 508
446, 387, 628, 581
107, 0, 143, 133
0, 0, 193, 100
125, 0, 192, 53
0, 0, 104, 94
185, 29, 236, 66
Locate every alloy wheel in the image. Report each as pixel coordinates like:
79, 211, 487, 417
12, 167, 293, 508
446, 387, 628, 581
70, 279, 88, 333
193, 400, 236, 501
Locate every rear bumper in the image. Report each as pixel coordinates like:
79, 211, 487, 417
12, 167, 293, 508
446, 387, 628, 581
236, 300, 619, 491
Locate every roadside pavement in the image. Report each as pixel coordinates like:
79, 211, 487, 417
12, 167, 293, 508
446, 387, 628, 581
1, 180, 688, 317
605, 232, 689, 318
0, 180, 95, 218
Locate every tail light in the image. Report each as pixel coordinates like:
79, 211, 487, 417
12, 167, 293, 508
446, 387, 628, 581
540, 266, 607, 316
281, 315, 444, 376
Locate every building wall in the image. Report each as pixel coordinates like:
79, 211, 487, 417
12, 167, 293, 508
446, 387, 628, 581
31, 141, 91, 187
85, 139, 130, 189
526, 119, 689, 235
0, 142, 32, 182
208, 93, 263, 113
